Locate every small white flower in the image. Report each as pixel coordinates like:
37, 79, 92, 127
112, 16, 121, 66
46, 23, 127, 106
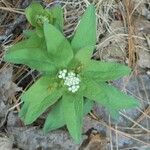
62, 69, 67, 73
68, 87, 72, 91
58, 69, 67, 79
147, 71, 150, 75
68, 72, 75, 77
76, 85, 80, 89
58, 74, 63, 79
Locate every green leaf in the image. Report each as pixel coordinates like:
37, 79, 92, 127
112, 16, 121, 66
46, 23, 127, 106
26, 3, 63, 31
10, 33, 42, 48
43, 98, 93, 133
19, 76, 63, 124
71, 4, 96, 53
50, 5, 63, 32
19, 102, 29, 120
83, 79, 107, 103
62, 93, 83, 143
75, 46, 94, 64
19, 76, 52, 119
83, 98, 94, 115
4, 48, 56, 74
4, 35, 56, 74
23, 30, 35, 38
98, 83, 139, 110
83, 79, 139, 118
84, 60, 131, 82
25, 2, 44, 27
43, 23, 73, 67
43, 100, 65, 132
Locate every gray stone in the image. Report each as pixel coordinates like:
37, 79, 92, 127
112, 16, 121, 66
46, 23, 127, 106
0, 66, 21, 122
8, 127, 79, 150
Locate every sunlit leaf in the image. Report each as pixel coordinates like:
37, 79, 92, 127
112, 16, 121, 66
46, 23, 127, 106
71, 5, 96, 53
62, 93, 83, 143
19, 76, 63, 124
43, 100, 65, 132
44, 23, 73, 67
84, 60, 131, 82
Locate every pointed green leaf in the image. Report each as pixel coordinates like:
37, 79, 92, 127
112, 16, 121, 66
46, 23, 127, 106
84, 60, 131, 81
98, 83, 139, 110
83, 79, 107, 103
83, 99, 94, 115
43, 23, 73, 67
83, 79, 139, 118
19, 76, 63, 124
50, 5, 63, 31
23, 30, 35, 38
20, 76, 54, 120
43, 100, 65, 132
4, 47, 56, 74
4, 35, 56, 74
75, 46, 94, 64
62, 93, 83, 143
43, 98, 93, 133
9, 33, 42, 48
71, 5, 96, 53
19, 102, 29, 119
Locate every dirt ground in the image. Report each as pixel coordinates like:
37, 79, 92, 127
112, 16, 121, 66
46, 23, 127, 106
0, 0, 150, 150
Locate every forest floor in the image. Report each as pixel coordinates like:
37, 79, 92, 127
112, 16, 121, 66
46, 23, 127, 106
0, 0, 150, 150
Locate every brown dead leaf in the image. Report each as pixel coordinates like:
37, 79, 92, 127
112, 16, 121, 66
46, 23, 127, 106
80, 130, 108, 150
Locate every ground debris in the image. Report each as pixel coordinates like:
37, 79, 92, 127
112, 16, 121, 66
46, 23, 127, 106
7, 127, 79, 150
0, 136, 19, 150
0, 66, 21, 128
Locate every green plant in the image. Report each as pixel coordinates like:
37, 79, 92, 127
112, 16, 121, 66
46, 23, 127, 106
4, 3, 139, 143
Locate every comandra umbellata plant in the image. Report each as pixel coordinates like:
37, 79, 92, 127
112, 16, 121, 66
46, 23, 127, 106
4, 3, 139, 143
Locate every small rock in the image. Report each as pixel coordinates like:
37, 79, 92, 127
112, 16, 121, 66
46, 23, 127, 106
0, 66, 21, 122
134, 0, 150, 20
0, 137, 12, 150
7, 112, 22, 128
7, 127, 79, 150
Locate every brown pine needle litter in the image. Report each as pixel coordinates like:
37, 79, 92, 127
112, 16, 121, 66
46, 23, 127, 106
0, 0, 150, 149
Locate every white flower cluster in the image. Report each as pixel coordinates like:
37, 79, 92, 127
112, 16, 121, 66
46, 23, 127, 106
58, 69, 80, 93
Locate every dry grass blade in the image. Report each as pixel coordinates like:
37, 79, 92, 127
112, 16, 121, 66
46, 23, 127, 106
131, 106, 150, 128
0, 6, 25, 14
89, 113, 150, 147
124, 0, 137, 67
